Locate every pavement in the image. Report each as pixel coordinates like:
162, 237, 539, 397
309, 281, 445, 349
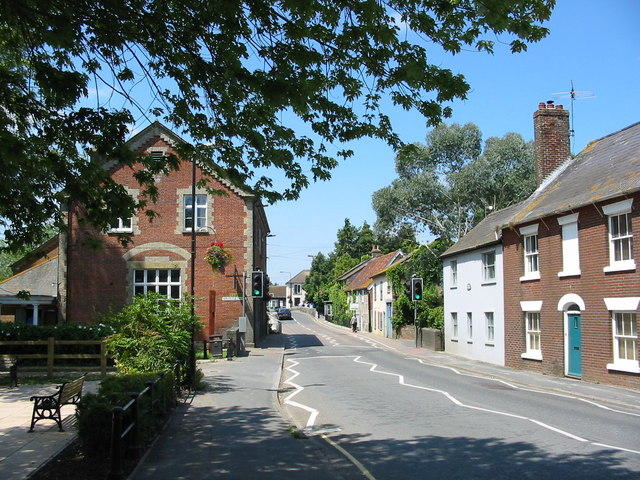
2, 313, 639, 480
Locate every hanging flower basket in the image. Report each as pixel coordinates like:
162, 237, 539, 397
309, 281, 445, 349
204, 242, 232, 272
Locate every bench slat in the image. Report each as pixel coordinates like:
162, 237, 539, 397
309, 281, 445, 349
28, 374, 86, 432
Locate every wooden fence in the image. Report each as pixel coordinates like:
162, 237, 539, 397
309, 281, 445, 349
0, 337, 111, 377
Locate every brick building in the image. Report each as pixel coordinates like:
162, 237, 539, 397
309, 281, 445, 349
502, 103, 640, 388
443, 102, 640, 389
60, 122, 270, 345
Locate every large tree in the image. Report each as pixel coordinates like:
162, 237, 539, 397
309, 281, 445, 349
0, 0, 553, 249
373, 123, 535, 241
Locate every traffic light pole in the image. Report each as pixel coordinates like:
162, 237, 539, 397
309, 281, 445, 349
414, 302, 418, 348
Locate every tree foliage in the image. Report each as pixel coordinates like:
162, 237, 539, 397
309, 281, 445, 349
373, 123, 535, 242
0, 0, 553, 249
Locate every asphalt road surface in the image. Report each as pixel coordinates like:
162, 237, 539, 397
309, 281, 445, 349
278, 311, 640, 480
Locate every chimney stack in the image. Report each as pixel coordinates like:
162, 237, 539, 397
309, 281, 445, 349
371, 245, 382, 258
533, 101, 571, 185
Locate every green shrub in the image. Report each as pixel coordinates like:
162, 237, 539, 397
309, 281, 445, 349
77, 370, 178, 455
100, 293, 203, 374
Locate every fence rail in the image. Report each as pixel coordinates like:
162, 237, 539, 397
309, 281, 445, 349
0, 337, 111, 377
108, 363, 182, 480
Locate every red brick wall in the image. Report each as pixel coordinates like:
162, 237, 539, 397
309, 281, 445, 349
503, 193, 640, 389
65, 134, 260, 341
533, 103, 571, 185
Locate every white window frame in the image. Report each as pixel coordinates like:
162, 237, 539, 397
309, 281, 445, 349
520, 224, 540, 281
466, 312, 473, 342
183, 194, 208, 232
450, 260, 458, 288
451, 312, 458, 340
557, 213, 581, 277
482, 250, 496, 283
108, 217, 133, 233
485, 312, 495, 344
133, 269, 181, 299
520, 301, 543, 360
524, 312, 542, 359
602, 199, 635, 272
604, 297, 640, 373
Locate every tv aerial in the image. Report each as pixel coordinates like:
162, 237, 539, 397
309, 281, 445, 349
553, 81, 595, 148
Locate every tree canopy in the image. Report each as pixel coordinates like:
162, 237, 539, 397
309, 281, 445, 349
372, 123, 536, 242
0, 0, 553, 249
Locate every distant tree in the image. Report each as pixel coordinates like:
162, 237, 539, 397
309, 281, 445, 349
374, 222, 419, 254
373, 123, 535, 242
0, 0, 553, 250
334, 219, 375, 259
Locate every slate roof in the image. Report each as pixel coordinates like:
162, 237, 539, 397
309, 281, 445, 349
288, 270, 310, 285
442, 120, 640, 257
344, 250, 404, 292
502, 121, 640, 228
0, 256, 58, 297
441, 203, 523, 258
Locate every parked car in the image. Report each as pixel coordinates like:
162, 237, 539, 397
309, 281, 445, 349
277, 307, 292, 320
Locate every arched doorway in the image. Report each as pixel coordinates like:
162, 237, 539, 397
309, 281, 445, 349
558, 294, 586, 378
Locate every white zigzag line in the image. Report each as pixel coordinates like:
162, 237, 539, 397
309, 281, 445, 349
283, 359, 318, 429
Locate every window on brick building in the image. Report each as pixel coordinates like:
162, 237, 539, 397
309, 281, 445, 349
184, 194, 207, 232
524, 312, 542, 359
603, 199, 635, 272
604, 297, 640, 374
108, 217, 133, 233
482, 250, 496, 282
557, 213, 580, 277
133, 269, 181, 299
519, 224, 540, 281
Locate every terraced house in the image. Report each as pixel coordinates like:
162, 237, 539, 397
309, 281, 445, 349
444, 102, 640, 389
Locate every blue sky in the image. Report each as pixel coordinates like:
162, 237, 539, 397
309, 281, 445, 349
267, 0, 640, 286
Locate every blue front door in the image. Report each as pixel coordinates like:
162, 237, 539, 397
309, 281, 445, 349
568, 313, 582, 377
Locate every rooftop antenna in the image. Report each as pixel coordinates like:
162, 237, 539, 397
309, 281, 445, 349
553, 81, 595, 150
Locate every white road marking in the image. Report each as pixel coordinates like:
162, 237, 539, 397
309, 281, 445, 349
283, 354, 639, 456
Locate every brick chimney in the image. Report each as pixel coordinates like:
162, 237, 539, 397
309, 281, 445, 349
371, 245, 382, 257
533, 100, 571, 185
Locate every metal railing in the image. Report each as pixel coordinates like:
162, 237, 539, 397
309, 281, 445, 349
108, 363, 182, 480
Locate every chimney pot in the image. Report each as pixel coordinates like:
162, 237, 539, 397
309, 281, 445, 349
538, 102, 546, 109
555, 104, 563, 110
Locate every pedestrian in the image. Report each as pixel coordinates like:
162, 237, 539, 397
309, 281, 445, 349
350, 314, 357, 332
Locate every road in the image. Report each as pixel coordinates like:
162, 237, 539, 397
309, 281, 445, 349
278, 311, 640, 480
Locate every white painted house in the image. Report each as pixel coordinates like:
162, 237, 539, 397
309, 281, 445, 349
441, 204, 521, 366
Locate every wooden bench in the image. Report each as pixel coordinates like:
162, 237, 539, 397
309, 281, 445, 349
29, 374, 86, 432
0, 355, 18, 388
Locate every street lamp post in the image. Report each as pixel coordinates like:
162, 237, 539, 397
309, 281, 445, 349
280, 271, 292, 307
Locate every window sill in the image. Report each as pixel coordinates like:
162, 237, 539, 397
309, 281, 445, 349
450, 286, 458, 290
107, 230, 133, 234
607, 362, 640, 374
485, 342, 495, 347
481, 281, 497, 286
603, 261, 636, 274
521, 352, 542, 361
558, 270, 581, 278
519, 272, 540, 282
467, 341, 473, 344
450, 338, 458, 343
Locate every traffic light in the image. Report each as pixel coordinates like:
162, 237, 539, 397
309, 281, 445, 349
251, 271, 264, 298
263, 274, 270, 299
411, 277, 424, 301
